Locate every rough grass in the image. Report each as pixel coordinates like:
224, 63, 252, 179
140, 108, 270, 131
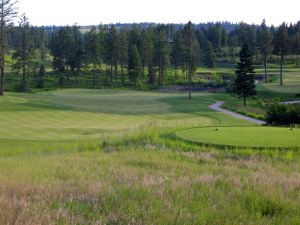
1, 141, 300, 224
1, 89, 300, 224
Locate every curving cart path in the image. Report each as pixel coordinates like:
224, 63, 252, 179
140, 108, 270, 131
282, 100, 300, 104
209, 102, 266, 125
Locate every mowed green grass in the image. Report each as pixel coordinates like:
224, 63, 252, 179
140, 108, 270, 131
0, 89, 251, 143
177, 127, 300, 148
259, 68, 300, 94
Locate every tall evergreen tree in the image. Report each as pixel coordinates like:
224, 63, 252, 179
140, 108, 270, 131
258, 19, 272, 83
97, 25, 106, 81
207, 24, 222, 52
0, 0, 17, 96
171, 30, 183, 78
203, 40, 215, 68
234, 43, 256, 106
228, 33, 238, 62
51, 27, 74, 74
221, 28, 228, 47
182, 21, 200, 99
86, 26, 100, 87
107, 25, 118, 82
142, 28, 155, 84
141, 28, 154, 80
273, 23, 289, 85
12, 14, 35, 92
72, 26, 85, 84
36, 64, 45, 88
154, 29, 170, 86
128, 44, 140, 86
117, 27, 128, 85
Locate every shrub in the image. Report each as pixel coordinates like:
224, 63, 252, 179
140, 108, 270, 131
136, 79, 148, 91
14, 81, 30, 92
266, 103, 300, 125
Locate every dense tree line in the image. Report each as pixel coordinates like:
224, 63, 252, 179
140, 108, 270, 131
48, 23, 200, 90
47, 21, 300, 87
1, 15, 300, 94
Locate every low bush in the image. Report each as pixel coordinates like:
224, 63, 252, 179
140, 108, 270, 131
266, 103, 300, 125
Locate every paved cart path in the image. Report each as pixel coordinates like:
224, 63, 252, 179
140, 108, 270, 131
209, 102, 266, 125
282, 100, 300, 104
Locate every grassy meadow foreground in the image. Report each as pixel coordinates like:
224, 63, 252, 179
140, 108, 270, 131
1, 89, 300, 224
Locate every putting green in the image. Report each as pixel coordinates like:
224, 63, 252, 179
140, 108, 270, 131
176, 127, 300, 148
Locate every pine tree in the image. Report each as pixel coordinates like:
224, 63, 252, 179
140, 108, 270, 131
86, 26, 100, 87
117, 27, 128, 86
234, 43, 256, 107
36, 64, 45, 89
97, 25, 106, 81
171, 30, 183, 78
258, 19, 272, 83
141, 28, 155, 84
228, 33, 238, 62
0, 0, 18, 96
182, 21, 200, 99
141, 28, 154, 80
273, 23, 289, 85
70, 25, 84, 84
107, 25, 118, 82
128, 44, 140, 86
12, 14, 35, 92
51, 26, 75, 75
50, 29, 65, 73
203, 40, 215, 68
154, 29, 170, 86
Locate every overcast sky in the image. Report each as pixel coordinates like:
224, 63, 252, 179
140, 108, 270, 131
18, 0, 300, 26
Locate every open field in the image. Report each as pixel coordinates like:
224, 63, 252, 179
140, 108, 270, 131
1, 89, 300, 224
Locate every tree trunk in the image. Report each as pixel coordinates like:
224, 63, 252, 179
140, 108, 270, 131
106, 64, 108, 81
121, 63, 124, 86
22, 60, 26, 90
93, 63, 96, 88
158, 61, 162, 86
280, 53, 284, 86
188, 23, 192, 100
115, 64, 118, 82
110, 61, 113, 82
99, 58, 102, 81
0, 66, 4, 96
142, 60, 145, 79
75, 71, 78, 85
188, 63, 192, 100
264, 54, 268, 83
148, 64, 155, 85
